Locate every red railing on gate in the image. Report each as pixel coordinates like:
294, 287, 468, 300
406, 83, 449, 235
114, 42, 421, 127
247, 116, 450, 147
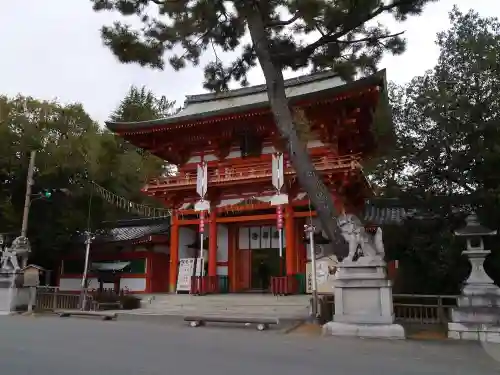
270, 275, 298, 296
190, 276, 219, 295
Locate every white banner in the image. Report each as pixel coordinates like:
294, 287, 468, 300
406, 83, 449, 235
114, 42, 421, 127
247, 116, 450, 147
176, 258, 203, 292
196, 162, 208, 198
272, 153, 284, 191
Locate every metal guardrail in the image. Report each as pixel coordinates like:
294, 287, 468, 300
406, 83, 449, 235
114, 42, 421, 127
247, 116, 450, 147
35, 286, 96, 311
317, 294, 458, 325
393, 294, 458, 325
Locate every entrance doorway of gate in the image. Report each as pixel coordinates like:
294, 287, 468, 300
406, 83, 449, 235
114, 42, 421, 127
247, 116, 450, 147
250, 248, 282, 291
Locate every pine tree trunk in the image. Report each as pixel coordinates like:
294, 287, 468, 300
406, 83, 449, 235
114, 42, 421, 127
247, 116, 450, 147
245, 9, 347, 256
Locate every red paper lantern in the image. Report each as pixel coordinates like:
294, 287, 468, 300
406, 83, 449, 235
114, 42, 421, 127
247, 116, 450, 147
276, 205, 283, 229
199, 211, 205, 233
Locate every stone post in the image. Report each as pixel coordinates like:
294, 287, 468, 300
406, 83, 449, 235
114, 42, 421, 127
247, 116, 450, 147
448, 213, 500, 342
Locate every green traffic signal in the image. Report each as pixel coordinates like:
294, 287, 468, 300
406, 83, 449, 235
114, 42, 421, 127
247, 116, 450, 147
38, 188, 69, 199
42, 189, 52, 198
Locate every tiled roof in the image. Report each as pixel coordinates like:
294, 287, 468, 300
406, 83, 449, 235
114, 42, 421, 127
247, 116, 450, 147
106, 70, 386, 132
362, 205, 406, 225
76, 218, 170, 244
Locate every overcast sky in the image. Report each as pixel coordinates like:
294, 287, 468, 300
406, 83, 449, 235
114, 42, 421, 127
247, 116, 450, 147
0, 1, 497, 125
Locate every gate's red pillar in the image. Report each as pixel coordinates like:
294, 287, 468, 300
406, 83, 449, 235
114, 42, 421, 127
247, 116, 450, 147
228, 225, 236, 292
145, 252, 153, 293
208, 209, 218, 277
285, 204, 296, 275
168, 212, 179, 292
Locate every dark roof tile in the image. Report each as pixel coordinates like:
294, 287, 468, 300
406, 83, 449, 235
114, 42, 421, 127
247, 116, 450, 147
76, 218, 170, 244
363, 205, 406, 225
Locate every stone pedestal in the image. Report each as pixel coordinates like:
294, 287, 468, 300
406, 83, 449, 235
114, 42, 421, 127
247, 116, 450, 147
0, 272, 28, 315
322, 257, 405, 339
448, 249, 500, 342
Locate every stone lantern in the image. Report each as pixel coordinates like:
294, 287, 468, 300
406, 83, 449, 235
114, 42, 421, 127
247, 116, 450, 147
455, 213, 497, 293
448, 213, 500, 341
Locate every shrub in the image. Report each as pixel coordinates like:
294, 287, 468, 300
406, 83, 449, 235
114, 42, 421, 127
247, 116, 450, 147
119, 295, 141, 310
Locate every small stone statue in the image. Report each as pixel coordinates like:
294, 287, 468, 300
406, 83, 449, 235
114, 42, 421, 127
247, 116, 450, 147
11, 236, 30, 258
362, 227, 385, 259
338, 214, 385, 262
0, 246, 20, 272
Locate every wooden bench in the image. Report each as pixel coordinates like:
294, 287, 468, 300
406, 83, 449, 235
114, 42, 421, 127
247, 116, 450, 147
57, 310, 117, 321
184, 316, 279, 331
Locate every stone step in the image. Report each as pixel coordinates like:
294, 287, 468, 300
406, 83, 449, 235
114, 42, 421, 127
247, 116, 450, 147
123, 307, 308, 318
149, 301, 308, 307
119, 310, 307, 320
141, 304, 309, 311
141, 294, 310, 306
135, 294, 311, 319
143, 306, 308, 313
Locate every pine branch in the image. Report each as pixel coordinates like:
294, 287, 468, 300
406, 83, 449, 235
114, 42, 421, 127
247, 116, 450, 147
292, 0, 416, 59
266, 12, 300, 27
338, 31, 405, 45
150, 0, 184, 4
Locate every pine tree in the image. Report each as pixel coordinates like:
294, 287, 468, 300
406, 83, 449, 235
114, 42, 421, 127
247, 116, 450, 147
91, 0, 437, 249
110, 85, 179, 122
109, 85, 179, 178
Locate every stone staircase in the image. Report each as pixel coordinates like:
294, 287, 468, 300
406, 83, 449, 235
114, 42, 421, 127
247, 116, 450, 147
122, 294, 311, 320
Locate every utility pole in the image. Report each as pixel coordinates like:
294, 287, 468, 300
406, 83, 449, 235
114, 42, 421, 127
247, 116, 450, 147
20, 150, 36, 268
305, 223, 319, 323
80, 231, 93, 311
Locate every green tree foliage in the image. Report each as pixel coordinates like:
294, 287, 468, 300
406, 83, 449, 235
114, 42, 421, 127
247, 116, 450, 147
370, 7, 500, 293
110, 85, 180, 122
375, 7, 500, 202
0, 96, 101, 266
0, 86, 176, 269
90, 0, 436, 250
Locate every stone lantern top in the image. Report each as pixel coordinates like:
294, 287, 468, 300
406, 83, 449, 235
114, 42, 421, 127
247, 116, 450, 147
454, 213, 497, 237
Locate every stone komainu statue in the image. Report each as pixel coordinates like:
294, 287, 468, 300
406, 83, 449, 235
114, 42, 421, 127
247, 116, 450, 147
0, 247, 20, 272
0, 236, 30, 272
338, 214, 385, 262
11, 236, 30, 257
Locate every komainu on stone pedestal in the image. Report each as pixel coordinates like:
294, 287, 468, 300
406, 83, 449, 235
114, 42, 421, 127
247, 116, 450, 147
0, 236, 31, 314
322, 215, 405, 339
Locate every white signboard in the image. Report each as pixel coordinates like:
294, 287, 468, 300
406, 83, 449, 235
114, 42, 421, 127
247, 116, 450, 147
270, 193, 288, 206
176, 258, 203, 292
306, 256, 338, 294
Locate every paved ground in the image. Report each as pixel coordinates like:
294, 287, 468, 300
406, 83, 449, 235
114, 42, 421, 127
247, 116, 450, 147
1, 316, 499, 375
